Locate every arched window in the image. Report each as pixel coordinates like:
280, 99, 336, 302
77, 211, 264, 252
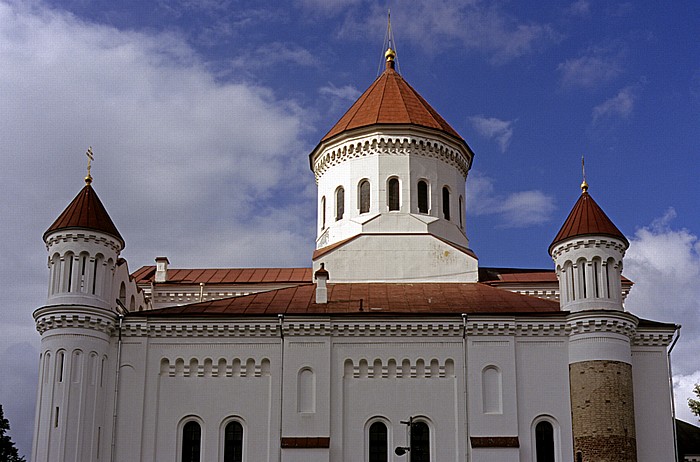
320, 196, 326, 230
297, 368, 315, 413
359, 180, 370, 213
369, 421, 388, 462
119, 282, 126, 308
181, 421, 201, 462
224, 421, 243, 462
411, 421, 430, 462
482, 366, 502, 414
535, 421, 555, 462
442, 187, 450, 221
459, 196, 464, 228
592, 258, 601, 298
92, 254, 103, 295
64, 252, 74, 292
388, 178, 400, 211
418, 180, 429, 214
336, 187, 345, 221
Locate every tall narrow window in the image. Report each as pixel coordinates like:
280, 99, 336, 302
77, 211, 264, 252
119, 283, 126, 308
459, 196, 464, 228
417, 180, 429, 213
65, 253, 74, 292
359, 180, 370, 213
321, 196, 326, 229
297, 368, 315, 413
57, 351, 65, 382
369, 421, 388, 462
336, 187, 345, 221
224, 421, 243, 462
593, 259, 600, 298
411, 422, 430, 462
442, 187, 450, 221
182, 421, 201, 462
535, 421, 555, 462
388, 178, 400, 211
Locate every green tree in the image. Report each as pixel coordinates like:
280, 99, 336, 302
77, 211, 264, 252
0, 404, 25, 462
690, 383, 700, 421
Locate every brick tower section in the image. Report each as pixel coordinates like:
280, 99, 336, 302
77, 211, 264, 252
569, 360, 637, 462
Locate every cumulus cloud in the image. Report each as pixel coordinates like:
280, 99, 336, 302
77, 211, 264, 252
558, 46, 623, 89
0, 1, 316, 454
592, 84, 639, 122
338, 0, 557, 64
466, 172, 555, 227
624, 208, 700, 420
469, 115, 515, 152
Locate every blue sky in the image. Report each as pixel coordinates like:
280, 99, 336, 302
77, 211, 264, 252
1, 0, 699, 456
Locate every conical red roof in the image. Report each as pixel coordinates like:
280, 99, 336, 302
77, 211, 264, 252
321, 63, 463, 142
550, 191, 627, 252
44, 182, 123, 245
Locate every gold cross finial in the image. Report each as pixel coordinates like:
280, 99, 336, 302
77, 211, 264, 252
581, 155, 588, 193
85, 146, 94, 184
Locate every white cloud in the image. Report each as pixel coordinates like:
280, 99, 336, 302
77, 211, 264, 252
466, 172, 555, 227
319, 82, 362, 101
566, 0, 591, 16
674, 371, 700, 424
558, 47, 623, 89
592, 84, 638, 122
228, 42, 319, 73
339, 1, 557, 64
0, 1, 316, 455
624, 208, 700, 420
296, 0, 362, 16
469, 115, 514, 152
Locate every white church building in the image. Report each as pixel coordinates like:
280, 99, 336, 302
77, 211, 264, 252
32, 48, 680, 462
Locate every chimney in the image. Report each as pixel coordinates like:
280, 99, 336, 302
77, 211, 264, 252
155, 257, 169, 283
315, 263, 329, 304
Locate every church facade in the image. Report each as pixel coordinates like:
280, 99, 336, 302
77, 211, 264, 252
32, 49, 679, 462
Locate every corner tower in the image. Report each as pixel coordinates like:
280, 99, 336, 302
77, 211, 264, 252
33, 166, 132, 462
551, 180, 638, 462
310, 49, 478, 282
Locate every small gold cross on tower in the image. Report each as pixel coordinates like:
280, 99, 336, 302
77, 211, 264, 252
581, 155, 588, 193
85, 146, 94, 185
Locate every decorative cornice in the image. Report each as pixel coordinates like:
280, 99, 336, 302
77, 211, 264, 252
632, 330, 676, 347
45, 231, 122, 253
34, 305, 116, 336
566, 312, 637, 338
550, 237, 627, 261
312, 133, 471, 182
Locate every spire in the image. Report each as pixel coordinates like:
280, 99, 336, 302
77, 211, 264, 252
85, 146, 94, 185
380, 9, 399, 74
581, 155, 588, 193
549, 174, 628, 253
44, 152, 124, 246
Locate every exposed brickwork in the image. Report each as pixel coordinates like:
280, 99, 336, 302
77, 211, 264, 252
570, 360, 637, 462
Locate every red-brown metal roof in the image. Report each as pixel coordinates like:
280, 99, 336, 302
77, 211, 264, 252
550, 191, 628, 252
132, 266, 314, 284
44, 183, 123, 245
320, 65, 463, 143
142, 282, 561, 316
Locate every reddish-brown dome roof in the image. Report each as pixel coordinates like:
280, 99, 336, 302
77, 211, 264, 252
550, 191, 628, 252
321, 63, 463, 142
44, 183, 123, 245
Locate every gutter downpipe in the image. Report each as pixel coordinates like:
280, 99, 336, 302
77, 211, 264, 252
462, 313, 470, 462
278, 314, 285, 462
110, 311, 124, 462
668, 325, 681, 462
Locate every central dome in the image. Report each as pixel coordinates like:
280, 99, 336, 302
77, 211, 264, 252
321, 60, 463, 143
